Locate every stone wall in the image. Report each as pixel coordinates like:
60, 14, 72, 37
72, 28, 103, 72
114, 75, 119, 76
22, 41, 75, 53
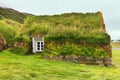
13, 42, 27, 47
42, 55, 112, 66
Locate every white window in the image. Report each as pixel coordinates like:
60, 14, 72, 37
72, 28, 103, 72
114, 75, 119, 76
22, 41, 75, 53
36, 41, 44, 52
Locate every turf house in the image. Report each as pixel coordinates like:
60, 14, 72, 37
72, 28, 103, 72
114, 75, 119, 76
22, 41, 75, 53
26, 12, 111, 66
0, 7, 112, 66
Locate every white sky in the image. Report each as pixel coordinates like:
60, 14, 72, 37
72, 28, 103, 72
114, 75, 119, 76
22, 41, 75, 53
0, 0, 120, 40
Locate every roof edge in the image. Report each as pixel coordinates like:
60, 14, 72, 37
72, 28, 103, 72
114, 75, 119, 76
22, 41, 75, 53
99, 12, 106, 32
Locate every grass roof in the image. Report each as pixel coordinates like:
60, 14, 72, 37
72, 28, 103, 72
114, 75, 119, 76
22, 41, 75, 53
22, 12, 110, 45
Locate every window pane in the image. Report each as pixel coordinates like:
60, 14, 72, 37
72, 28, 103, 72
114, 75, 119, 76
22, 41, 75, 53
41, 42, 43, 44
38, 45, 40, 47
41, 48, 43, 50
37, 42, 40, 44
37, 48, 40, 50
41, 45, 43, 47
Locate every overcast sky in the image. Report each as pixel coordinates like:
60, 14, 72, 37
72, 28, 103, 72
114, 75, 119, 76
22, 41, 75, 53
0, 0, 120, 40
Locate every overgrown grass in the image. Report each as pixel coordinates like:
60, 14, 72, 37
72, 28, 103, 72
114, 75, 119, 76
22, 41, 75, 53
0, 19, 17, 43
0, 50, 120, 80
22, 12, 110, 45
44, 43, 109, 57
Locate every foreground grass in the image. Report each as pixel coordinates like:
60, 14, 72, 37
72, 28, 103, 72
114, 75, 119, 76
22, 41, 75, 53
0, 50, 120, 80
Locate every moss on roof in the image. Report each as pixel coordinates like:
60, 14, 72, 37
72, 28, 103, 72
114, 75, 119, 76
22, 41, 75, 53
22, 12, 110, 45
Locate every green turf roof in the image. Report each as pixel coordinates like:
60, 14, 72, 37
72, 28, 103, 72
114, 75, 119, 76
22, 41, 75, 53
22, 12, 110, 44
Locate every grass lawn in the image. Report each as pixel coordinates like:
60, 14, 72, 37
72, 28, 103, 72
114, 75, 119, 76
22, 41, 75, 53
0, 50, 120, 80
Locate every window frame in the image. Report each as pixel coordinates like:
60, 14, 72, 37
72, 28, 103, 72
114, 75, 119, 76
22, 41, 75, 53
36, 41, 44, 52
